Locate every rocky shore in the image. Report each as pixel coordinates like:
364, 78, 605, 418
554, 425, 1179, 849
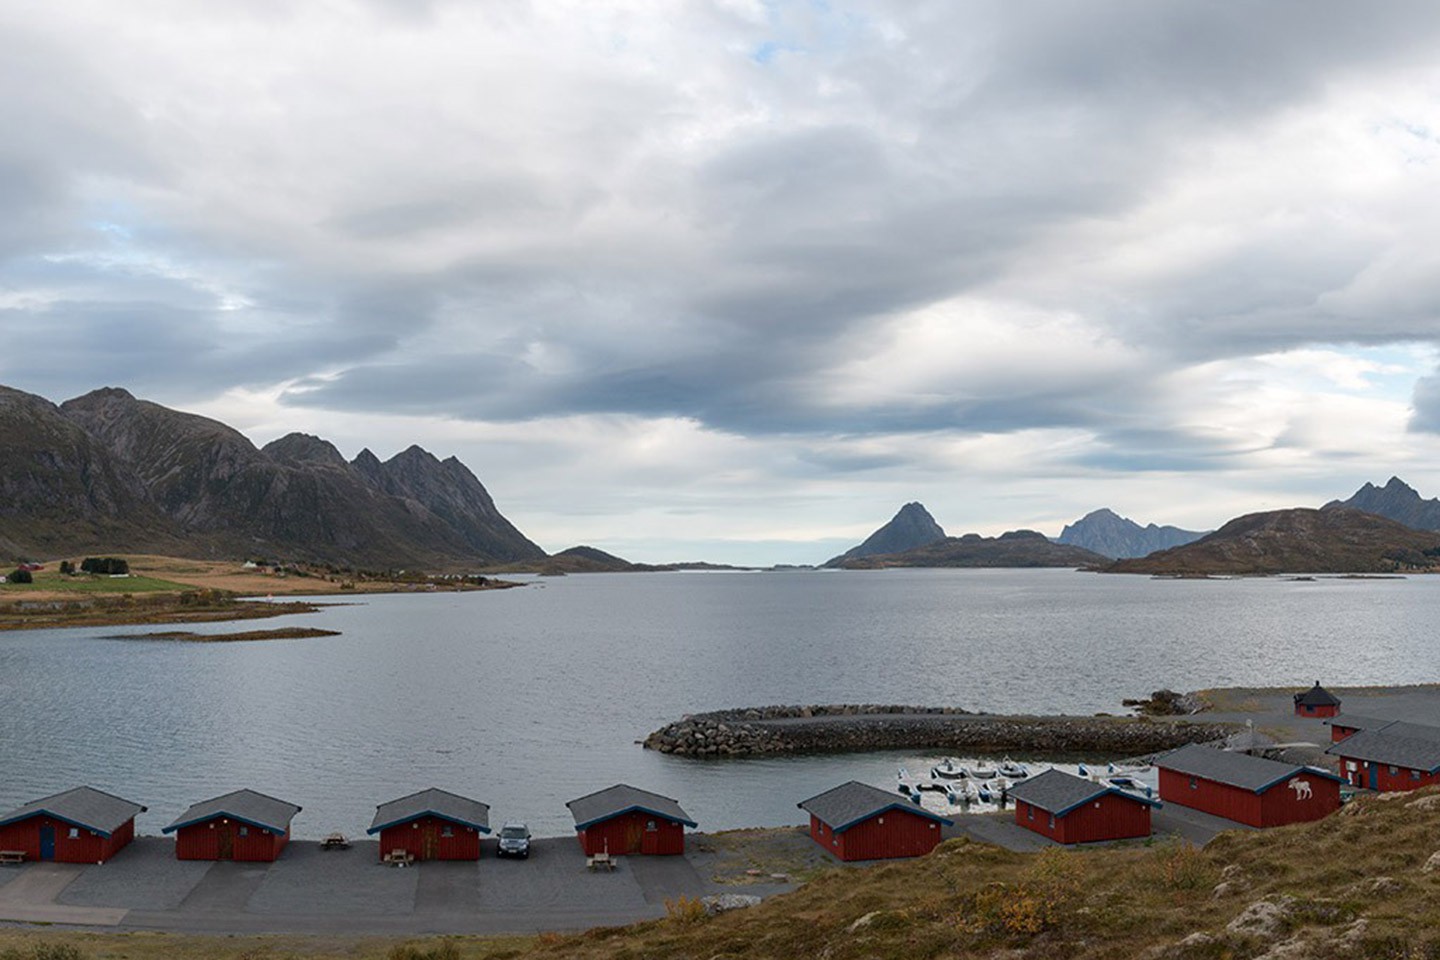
643, 703, 1235, 757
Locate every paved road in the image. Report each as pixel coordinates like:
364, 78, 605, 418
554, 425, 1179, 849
0, 836, 773, 935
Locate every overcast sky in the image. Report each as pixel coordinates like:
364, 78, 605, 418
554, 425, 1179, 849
4, 1, 1440, 564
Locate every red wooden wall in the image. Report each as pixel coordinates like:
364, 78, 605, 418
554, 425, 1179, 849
1257, 773, 1340, 825
1296, 703, 1339, 718
1335, 756, 1440, 793
576, 811, 685, 855
174, 818, 289, 861
376, 816, 482, 860
806, 808, 943, 862
0, 815, 136, 863
1330, 724, 1360, 743
1013, 793, 1152, 844
1159, 768, 1262, 826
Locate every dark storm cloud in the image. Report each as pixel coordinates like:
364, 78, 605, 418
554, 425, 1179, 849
5, 0, 1440, 478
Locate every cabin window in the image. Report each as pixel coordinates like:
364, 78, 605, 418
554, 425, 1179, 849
1346, 761, 1357, 771
646, 820, 657, 832
1412, 770, 1423, 781
68, 828, 79, 839
1189, 778, 1198, 790
441, 825, 453, 838
1389, 766, 1399, 775
1027, 807, 1034, 820
1048, 816, 1055, 829
238, 826, 248, 837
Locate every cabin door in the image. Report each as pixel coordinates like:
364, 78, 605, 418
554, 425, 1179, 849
421, 824, 439, 860
38, 826, 55, 860
624, 819, 644, 854
1369, 764, 1379, 790
640, 820, 662, 854
216, 823, 235, 860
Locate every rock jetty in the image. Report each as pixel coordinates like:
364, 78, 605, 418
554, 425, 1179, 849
643, 704, 1234, 758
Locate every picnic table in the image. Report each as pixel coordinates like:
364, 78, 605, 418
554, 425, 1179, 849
0, 850, 25, 865
586, 851, 615, 871
383, 848, 415, 867
319, 833, 350, 850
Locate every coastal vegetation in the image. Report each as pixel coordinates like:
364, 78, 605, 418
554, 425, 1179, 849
5, 787, 1440, 958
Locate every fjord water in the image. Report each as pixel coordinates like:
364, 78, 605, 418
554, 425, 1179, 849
1, 568, 1435, 838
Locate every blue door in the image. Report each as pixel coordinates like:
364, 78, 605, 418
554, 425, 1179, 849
1369, 765, 1379, 790
39, 826, 55, 860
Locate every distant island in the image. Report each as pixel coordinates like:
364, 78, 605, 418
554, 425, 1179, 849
832, 529, 1108, 569
1106, 507, 1440, 575
483, 545, 754, 575
1056, 508, 1207, 559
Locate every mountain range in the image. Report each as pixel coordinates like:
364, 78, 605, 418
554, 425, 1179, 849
1055, 508, 1207, 559
0, 385, 545, 569
831, 529, 1108, 569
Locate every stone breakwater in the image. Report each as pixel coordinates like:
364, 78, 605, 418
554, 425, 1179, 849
643, 704, 1235, 758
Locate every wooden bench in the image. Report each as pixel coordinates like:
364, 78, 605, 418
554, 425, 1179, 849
586, 852, 615, 871
0, 850, 25, 865
382, 848, 414, 867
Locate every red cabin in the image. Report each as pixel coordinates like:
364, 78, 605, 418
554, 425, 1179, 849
367, 788, 490, 861
163, 789, 301, 861
1294, 682, 1341, 718
798, 781, 953, 862
1325, 720, 1440, 792
0, 786, 146, 864
566, 785, 695, 856
1324, 714, 1388, 743
1157, 743, 1341, 828
1006, 769, 1158, 845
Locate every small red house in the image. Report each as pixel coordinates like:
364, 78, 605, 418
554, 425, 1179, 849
798, 780, 953, 862
1325, 720, 1440, 792
0, 786, 146, 864
367, 788, 490, 861
566, 784, 696, 856
1294, 682, 1341, 718
1157, 743, 1341, 828
163, 789, 300, 861
1006, 769, 1158, 845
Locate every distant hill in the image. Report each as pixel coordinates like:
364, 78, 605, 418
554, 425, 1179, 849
1056, 508, 1207, 558
824, 502, 946, 567
1107, 507, 1440, 575
487, 545, 750, 575
0, 384, 545, 569
834, 530, 1108, 569
1324, 476, 1440, 531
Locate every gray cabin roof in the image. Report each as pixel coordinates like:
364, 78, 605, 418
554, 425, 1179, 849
1006, 769, 1158, 817
1294, 682, 1341, 707
368, 788, 491, 835
566, 784, 696, 830
1325, 713, 1392, 731
797, 780, 954, 833
1326, 721, 1440, 772
0, 786, 146, 838
163, 789, 301, 835
1157, 743, 1340, 793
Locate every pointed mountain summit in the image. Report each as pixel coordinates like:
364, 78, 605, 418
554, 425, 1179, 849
1056, 508, 1207, 559
824, 502, 946, 567
1324, 477, 1440, 531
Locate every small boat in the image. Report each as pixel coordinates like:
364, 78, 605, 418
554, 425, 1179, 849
1106, 775, 1140, 790
931, 759, 966, 780
977, 784, 995, 803
1077, 762, 1090, 778
916, 780, 947, 793
969, 762, 998, 780
998, 759, 1029, 779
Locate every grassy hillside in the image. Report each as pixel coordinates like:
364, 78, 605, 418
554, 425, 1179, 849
6, 789, 1440, 959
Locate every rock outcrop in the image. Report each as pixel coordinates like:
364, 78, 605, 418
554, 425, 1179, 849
644, 704, 1233, 757
824, 502, 946, 567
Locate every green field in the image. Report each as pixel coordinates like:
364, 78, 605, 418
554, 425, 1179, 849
0, 572, 195, 594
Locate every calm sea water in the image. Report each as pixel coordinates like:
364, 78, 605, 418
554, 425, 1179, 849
0, 568, 1435, 838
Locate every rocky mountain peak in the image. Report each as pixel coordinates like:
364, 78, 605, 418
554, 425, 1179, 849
824, 501, 947, 567
1325, 476, 1440, 532
262, 432, 347, 467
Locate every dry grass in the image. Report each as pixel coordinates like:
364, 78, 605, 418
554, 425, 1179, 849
8, 789, 1440, 959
